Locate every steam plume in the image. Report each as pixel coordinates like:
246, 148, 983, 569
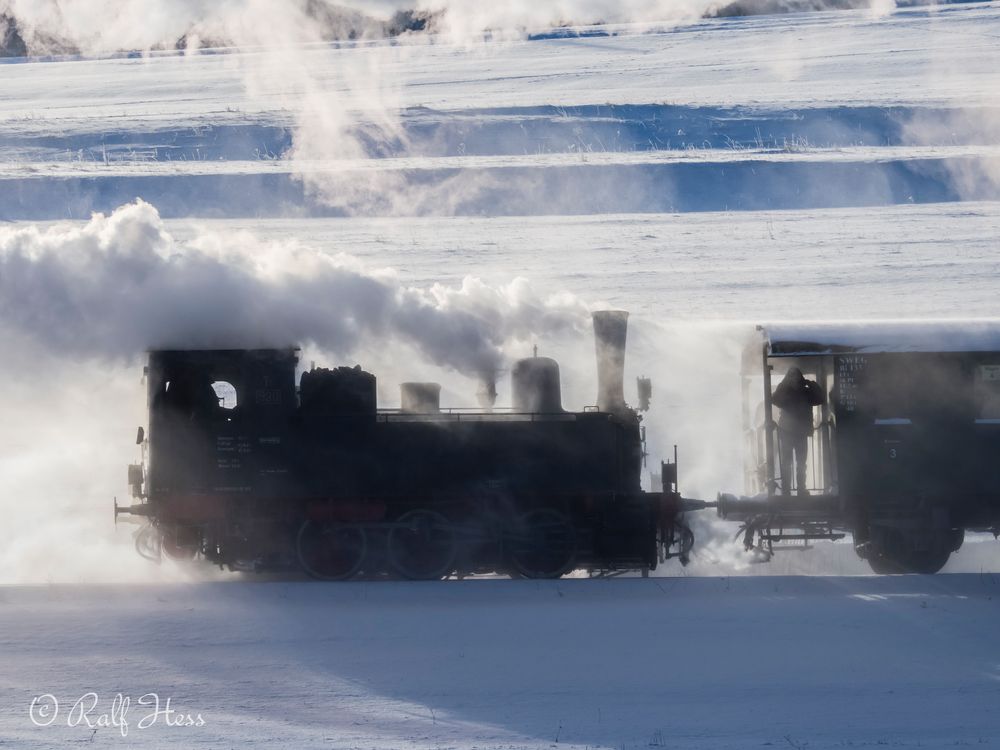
0, 0, 904, 57
0, 200, 588, 378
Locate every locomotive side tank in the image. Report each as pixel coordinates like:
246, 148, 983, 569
719, 322, 1000, 574
118, 311, 700, 579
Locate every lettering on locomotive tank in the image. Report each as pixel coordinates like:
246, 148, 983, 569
216, 436, 252, 454
835, 354, 867, 413
255, 388, 282, 405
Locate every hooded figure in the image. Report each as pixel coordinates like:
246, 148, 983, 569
772, 367, 824, 495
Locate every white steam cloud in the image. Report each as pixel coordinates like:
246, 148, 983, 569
0, 0, 903, 55
0, 200, 592, 584
902, 107, 1000, 203
0, 200, 588, 379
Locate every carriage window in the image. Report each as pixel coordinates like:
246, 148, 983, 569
211, 381, 238, 410
868, 363, 912, 421
975, 365, 1000, 420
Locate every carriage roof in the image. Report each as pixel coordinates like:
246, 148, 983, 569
756, 321, 1000, 358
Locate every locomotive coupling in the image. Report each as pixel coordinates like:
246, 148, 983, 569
716, 493, 741, 518
658, 492, 716, 515
678, 497, 717, 512
715, 492, 780, 520
113, 497, 152, 526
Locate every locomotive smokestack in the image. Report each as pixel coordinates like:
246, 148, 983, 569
593, 310, 629, 413
476, 373, 498, 411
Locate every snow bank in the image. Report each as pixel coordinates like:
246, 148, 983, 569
2, 575, 999, 748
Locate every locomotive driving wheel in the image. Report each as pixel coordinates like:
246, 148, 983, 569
161, 525, 200, 561
387, 509, 457, 580
508, 508, 577, 579
296, 520, 367, 581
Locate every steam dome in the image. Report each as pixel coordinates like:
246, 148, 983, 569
511, 357, 563, 413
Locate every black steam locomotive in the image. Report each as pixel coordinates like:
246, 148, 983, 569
116, 311, 701, 579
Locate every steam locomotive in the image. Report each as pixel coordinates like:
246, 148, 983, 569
116, 311, 703, 579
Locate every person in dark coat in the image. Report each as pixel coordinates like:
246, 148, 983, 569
772, 367, 824, 495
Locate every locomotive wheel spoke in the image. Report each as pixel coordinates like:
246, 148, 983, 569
508, 508, 577, 579
161, 525, 200, 561
296, 520, 367, 581
387, 509, 456, 580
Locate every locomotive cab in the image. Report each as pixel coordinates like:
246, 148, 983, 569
720, 322, 1000, 574
146, 348, 299, 499
128, 348, 299, 560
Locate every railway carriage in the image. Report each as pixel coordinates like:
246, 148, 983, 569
719, 322, 1000, 573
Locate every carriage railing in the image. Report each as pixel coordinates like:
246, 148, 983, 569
748, 412, 838, 497
374, 409, 618, 423
769, 422, 835, 496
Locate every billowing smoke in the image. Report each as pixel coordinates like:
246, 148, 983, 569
0, 2, 416, 57
0, 200, 593, 584
0, 200, 588, 381
0, 0, 904, 57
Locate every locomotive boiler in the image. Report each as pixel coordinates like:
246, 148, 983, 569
116, 311, 704, 579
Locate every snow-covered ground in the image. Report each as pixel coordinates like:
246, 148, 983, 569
2, 2, 1000, 747
1, 3, 1000, 218
3, 576, 1000, 749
